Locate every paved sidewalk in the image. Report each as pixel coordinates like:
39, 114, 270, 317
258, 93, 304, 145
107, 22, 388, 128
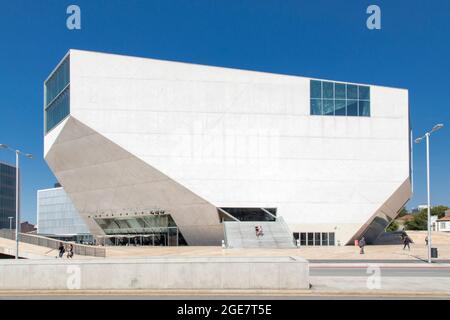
0, 238, 98, 260
2, 231, 450, 262
105, 244, 450, 262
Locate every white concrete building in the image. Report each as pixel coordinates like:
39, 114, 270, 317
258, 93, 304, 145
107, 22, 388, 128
435, 210, 450, 232
43, 49, 411, 246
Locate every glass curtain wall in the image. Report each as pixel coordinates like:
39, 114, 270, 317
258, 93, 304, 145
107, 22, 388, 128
0, 163, 16, 229
310, 80, 370, 117
37, 187, 90, 236
45, 56, 70, 133
94, 214, 186, 246
219, 208, 277, 222
293, 232, 336, 246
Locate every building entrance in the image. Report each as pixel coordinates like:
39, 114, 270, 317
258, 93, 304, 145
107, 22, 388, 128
98, 228, 183, 246
92, 211, 187, 246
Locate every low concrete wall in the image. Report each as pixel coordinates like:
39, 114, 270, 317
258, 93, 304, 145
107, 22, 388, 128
0, 230, 106, 257
0, 256, 309, 290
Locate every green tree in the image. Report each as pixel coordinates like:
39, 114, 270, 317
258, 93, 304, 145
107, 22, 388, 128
431, 205, 449, 218
386, 220, 400, 232
397, 207, 409, 218
404, 211, 428, 230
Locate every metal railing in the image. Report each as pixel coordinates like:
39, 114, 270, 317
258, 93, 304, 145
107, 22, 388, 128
0, 229, 106, 258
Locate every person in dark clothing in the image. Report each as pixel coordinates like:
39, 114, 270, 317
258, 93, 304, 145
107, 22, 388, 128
359, 237, 366, 254
400, 231, 407, 241
58, 242, 65, 258
403, 236, 413, 250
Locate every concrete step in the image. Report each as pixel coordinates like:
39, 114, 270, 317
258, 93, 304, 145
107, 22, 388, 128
224, 218, 295, 248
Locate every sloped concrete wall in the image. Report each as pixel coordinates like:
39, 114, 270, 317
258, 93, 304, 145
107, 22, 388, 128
0, 256, 309, 290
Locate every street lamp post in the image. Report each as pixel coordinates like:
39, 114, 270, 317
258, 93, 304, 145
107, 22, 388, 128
8, 217, 14, 230
0, 144, 33, 259
414, 124, 444, 264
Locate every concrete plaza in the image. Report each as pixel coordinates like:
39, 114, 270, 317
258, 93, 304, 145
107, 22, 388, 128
105, 243, 450, 262
1, 231, 450, 262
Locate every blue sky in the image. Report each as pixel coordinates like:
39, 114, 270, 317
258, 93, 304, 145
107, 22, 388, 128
0, 0, 449, 224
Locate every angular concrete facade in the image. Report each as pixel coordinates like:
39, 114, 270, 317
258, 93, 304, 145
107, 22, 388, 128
44, 49, 411, 245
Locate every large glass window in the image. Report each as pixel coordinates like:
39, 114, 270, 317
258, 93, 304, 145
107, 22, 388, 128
346, 84, 358, 100
358, 85, 370, 100
323, 99, 334, 116
0, 163, 16, 229
359, 100, 370, 117
358, 85, 371, 117
322, 82, 334, 99
335, 83, 346, 99
300, 233, 306, 246
321, 232, 328, 246
347, 99, 358, 116
295, 232, 335, 246
314, 232, 321, 246
307, 233, 314, 246
329, 232, 335, 246
310, 80, 370, 117
45, 56, 70, 133
335, 99, 346, 116
93, 213, 186, 246
45, 88, 70, 132
310, 99, 322, 115
310, 80, 322, 99
219, 208, 276, 222
45, 57, 70, 106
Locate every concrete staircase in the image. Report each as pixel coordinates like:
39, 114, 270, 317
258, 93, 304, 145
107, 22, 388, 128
224, 217, 295, 248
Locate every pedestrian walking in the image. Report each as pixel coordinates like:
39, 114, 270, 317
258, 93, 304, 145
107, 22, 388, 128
359, 237, 366, 254
403, 235, 413, 250
400, 231, 407, 240
425, 236, 428, 246
58, 242, 65, 258
67, 244, 74, 259
255, 226, 264, 238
